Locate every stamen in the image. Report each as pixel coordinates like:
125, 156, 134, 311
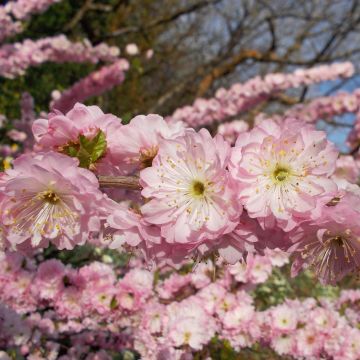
191, 180, 205, 196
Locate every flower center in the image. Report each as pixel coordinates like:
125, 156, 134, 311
191, 180, 205, 196
39, 190, 60, 204
273, 166, 290, 182
332, 235, 343, 247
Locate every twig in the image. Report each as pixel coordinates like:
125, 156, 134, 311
98, 175, 141, 190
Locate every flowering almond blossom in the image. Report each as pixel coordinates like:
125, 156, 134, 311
0, 152, 113, 251
230, 118, 338, 230
112, 114, 185, 172
140, 128, 240, 245
32, 103, 123, 173
289, 192, 360, 284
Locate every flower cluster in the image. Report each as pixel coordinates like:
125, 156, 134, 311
282, 89, 360, 124
0, 0, 60, 43
50, 59, 130, 113
4, 0, 60, 20
0, 152, 115, 251
0, 35, 120, 78
0, 7, 21, 43
0, 252, 359, 360
167, 62, 354, 127
1, 93, 360, 284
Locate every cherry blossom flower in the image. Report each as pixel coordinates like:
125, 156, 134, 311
140, 128, 240, 245
112, 114, 185, 173
290, 192, 360, 284
230, 119, 338, 230
0, 152, 113, 251
32, 103, 123, 173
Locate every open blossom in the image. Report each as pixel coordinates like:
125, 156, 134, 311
230, 119, 338, 230
113, 114, 185, 172
32, 103, 123, 174
290, 192, 360, 284
165, 299, 217, 350
0, 152, 113, 251
140, 129, 240, 245
270, 304, 298, 332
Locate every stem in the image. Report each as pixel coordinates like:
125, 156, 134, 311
98, 175, 141, 190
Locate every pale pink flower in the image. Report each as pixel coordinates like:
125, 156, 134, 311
55, 286, 83, 319
112, 114, 185, 172
270, 304, 298, 332
1, 152, 113, 251
271, 334, 295, 355
290, 191, 360, 284
246, 253, 273, 283
264, 248, 289, 267
31, 259, 66, 301
141, 129, 240, 245
217, 119, 249, 144
230, 119, 338, 230
168, 317, 210, 350
7, 129, 27, 142
141, 302, 165, 334
32, 103, 123, 174
295, 326, 324, 357
196, 283, 227, 314
221, 303, 255, 329
166, 299, 217, 350
79, 262, 116, 286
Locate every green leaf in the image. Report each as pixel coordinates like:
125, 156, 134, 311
63, 144, 79, 158
110, 296, 118, 310
62, 129, 107, 169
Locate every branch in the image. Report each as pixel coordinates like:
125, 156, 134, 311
98, 175, 141, 190
196, 49, 317, 97
106, 0, 221, 37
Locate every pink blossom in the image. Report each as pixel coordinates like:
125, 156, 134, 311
6, 129, 27, 142
5, 0, 60, 20
246, 253, 273, 283
112, 114, 185, 172
295, 326, 324, 357
31, 259, 66, 301
217, 120, 249, 144
290, 191, 360, 284
1, 152, 113, 251
146, 49, 154, 59
230, 118, 338, 230
166, 299, 217, 350
0, 35, 120, 78
33, 103, 123, 174
50, 60, 129, 113
141, 129, 240, 245
168, 62, 354, 127
270, 304, 298, 332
